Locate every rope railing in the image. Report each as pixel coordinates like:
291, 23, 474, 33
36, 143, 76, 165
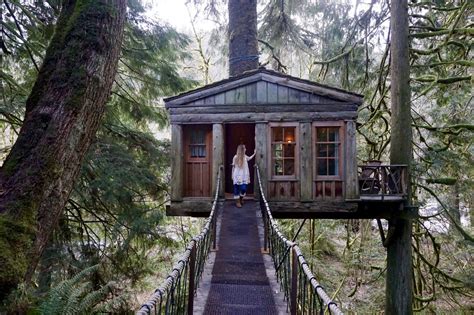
137, 169, 221, 315
256, 165, 343, 315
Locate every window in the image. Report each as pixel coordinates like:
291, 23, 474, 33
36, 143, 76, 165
189, 129, 206, 158
315, 126, 341, 177
271, 126, 296, 176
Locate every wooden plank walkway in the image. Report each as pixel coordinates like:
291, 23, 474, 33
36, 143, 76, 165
199, 200, 284, 314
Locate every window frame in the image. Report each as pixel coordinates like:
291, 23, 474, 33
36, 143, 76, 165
268, 122, 299, 180
312, 121, 345, 181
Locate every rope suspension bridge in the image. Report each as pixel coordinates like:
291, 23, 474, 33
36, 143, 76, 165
138, 167, 343, 315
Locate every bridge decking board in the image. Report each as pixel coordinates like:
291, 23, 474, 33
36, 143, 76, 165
202, 200, 279, 314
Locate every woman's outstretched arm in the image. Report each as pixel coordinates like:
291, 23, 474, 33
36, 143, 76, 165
247, 149, 256, 161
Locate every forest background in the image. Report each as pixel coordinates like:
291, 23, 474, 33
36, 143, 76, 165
0, 0, 472, 313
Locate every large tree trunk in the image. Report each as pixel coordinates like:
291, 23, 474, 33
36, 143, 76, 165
228, 0, 258, 76
386, 0, 413, 314
0, 0, 126, 299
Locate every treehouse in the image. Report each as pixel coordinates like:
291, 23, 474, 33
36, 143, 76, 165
165, 68, 408, 219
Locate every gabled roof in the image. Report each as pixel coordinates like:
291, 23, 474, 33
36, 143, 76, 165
164, 68, 363, 107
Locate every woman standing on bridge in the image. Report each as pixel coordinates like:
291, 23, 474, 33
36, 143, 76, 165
232, 144, 256, 208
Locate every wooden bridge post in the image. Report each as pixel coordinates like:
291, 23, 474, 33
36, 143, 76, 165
187, 241, 197, 315
291, 245, 298, 315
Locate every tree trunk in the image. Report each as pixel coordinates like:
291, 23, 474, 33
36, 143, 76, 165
0, 0, 127, 300
228, 0, 258, 76
386, 0, 413, 314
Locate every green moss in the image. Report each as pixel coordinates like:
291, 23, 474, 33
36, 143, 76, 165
0, 214, 35, 301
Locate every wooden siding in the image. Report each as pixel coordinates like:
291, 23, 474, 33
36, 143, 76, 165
269, 181, 299, 200
180, 82, 345, 106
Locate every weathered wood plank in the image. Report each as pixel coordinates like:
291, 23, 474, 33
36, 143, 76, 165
235, 87, 246, 104
170, 112, 358, 123
246, 83, 257, 103
255, 123, 268, 198
260, 73, 363, 104
214, 93, 225, 104
267, 82, 278, 103
225, 89, 235, 104
344, 120, 359, 200
277, 85, 289, 103
212, 124, 224, 198
299, 122, 312, 201
289, 88, 301, 103
256, 81, 267, 103
170, 124, 184, 201
165, 71, 363, 107
168, 104, 358, 115
204, 96, 215, 105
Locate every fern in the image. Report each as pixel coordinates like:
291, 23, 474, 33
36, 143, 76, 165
39, 265, 113, 315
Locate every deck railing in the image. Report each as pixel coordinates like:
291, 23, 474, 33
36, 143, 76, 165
358, 164, 407, 200
137, 169, 221, 315
256, 165, 343, 315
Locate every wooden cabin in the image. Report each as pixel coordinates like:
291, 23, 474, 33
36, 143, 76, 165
165, 68, 407, 219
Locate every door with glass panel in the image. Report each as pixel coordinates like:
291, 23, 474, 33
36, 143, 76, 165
184, 125, 212, 197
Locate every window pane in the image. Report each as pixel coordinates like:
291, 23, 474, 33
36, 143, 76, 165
284, 143, 295, 157
327, 144, 339, 157
317, 128, 327, 142
328, 128, 339, 141
317, 158, 327, 175
190, 145, 206, 158
284, 159, 295, 175
274, 148, 283, 158
273, 127, 284, 142
190, 130, 205, 144
317, 144, 327, 157
284, 128, 295, 143
274, 159, 283, 175
328, 159, 338, 175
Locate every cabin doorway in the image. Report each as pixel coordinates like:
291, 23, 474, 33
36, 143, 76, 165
183, 125, 212, 197
225, 123, 256, 196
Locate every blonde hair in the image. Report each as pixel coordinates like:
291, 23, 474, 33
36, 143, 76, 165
235, 144, 245, 168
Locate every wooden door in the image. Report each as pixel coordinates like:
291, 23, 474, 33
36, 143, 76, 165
184, 125, 212, 197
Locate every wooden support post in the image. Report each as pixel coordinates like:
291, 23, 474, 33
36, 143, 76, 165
187, 241, 197, 315
255, 123, 268, 198
291, 246, 298, 315
299, 122, 312, 201
171, 124, 184, 201
212, 124, 224, 198
345, 120, 359, 200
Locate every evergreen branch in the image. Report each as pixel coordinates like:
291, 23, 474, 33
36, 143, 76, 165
410, 28, 474, 38
418, 184, 474, 242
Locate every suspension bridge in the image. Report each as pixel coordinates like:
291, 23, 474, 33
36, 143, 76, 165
138, 167, 343, 315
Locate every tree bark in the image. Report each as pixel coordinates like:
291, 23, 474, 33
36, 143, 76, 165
228, 0, 258, 76
386, 0, 413, 314
0, 0, 127, 300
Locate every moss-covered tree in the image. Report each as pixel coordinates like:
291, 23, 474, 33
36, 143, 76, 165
0, 0, 127, 299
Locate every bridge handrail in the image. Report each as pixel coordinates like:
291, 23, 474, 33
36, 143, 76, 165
256, 165, 343, 315
137, 169, 221, 315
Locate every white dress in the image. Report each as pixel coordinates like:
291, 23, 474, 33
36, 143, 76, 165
232, 155, 251, 185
